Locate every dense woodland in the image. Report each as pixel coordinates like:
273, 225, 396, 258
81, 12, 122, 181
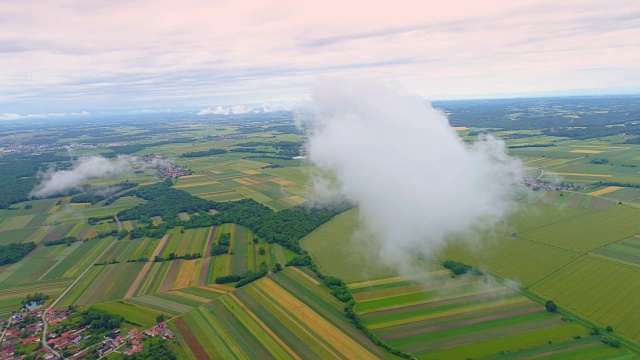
0, 242, 37, 266
0, 152, 75, 208
70, 181, 137, 204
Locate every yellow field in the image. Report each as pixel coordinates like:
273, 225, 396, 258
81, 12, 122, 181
289, 267, 320, 285
234, 178, 259, 186
256, 278, 378, 359
174, 181, 220, 189
241, 169, 261, 175
48, 203, 62, 214
169, 291, 209, 303
523, 158, 544, 164
286, 195, 307, 205
172, 259, 201, 289
210, 170, 222, 174
546, 172, 612, 178
206, 284, 235, 293
453, 126, 469, 131
570, 149, 604, 154
589, 186, 623, 196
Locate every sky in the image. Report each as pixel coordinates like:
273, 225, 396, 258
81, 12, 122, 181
1, 0, 639, 118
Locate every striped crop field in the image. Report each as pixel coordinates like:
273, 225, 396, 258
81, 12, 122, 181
351, 271, 637, 359
0, 237, 112, 287
592, 236, 640, 267
57, 262, 145, 306
127, 288, 216, 315
171, 259, 202, 290
161, 228, 208, 258
98, 237, 157, 263
171, 267, 384, 359
232, 224, 249, 275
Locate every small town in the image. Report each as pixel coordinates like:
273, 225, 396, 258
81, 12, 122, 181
0, 307, 174, 360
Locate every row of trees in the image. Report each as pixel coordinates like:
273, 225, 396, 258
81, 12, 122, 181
180, 148, 228, 158
215, 261, 269, 288
153, 252, 202, 262
443, 260, 482, 275
44, 236, 77, 246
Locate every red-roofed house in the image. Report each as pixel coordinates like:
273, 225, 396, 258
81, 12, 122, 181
22, 336, 40, 345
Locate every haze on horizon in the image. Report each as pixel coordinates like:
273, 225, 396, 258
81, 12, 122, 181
1, 0, 639, 119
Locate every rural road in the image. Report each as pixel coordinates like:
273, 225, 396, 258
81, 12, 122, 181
0, 318, 12, 343
41, 239, 116, 359
114, 215, 122, 231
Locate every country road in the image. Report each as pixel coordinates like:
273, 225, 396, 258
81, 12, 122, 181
41, 239, 116, 359
114, 215, 122, 231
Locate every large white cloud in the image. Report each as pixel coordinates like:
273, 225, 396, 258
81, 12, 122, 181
302, 80, 524, 273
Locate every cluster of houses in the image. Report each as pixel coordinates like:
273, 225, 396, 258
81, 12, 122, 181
524, 178, 589, 192
1, 308, 76, 360
1, 311, 46, 359
44, 309, 72, 326
47, 327, 87, 351
96, 322, 175, 357
2, 306, 176, 360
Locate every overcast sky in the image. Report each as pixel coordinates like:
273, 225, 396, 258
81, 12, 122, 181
1, 0, 639, 117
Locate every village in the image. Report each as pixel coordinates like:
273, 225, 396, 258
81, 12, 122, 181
0, 308, 174, 360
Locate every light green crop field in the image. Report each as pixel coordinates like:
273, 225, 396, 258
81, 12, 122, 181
301, 209, 400, 282
532, 256, 640, 343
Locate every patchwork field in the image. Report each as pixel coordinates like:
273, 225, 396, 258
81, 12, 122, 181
171, 268, 385, 359
592, 236, 640, 267
351, 271, 638, 359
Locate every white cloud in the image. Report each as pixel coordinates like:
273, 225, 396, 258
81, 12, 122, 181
197, 105, 230, 115
302, 80, 524, 274
230, 105, 251, 114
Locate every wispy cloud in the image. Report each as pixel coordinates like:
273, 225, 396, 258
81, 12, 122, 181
0, 0, 638, 113
0, 111, 90, 121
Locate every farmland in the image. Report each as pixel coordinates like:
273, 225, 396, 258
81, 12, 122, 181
5, 102, 640, 358
170, 268, 385, 359
350, 270, 640, 359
